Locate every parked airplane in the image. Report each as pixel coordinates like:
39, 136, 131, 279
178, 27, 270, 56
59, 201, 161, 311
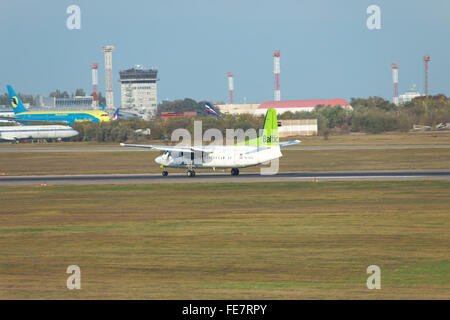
0, 125, 78, 141
121, 108, 300, 177
1, 85, 110, 125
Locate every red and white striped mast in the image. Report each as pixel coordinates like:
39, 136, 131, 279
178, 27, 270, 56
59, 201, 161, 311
391, 63, 399, 105
91, 63, 99, 109
227, 72, 234, 104
273, 50, 281, 101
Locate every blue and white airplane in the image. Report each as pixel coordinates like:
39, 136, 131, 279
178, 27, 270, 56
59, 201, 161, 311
0, 125, 78, 141
0, 85, 110, 125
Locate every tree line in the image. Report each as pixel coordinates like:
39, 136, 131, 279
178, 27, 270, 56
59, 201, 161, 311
3, 91, 450, 141
279, 95, 450, 134
68, 94, 450, 143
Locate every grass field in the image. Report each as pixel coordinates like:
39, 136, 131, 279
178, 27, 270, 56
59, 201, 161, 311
1, 131, 450, 148
1, 148, 450, 176
1, 131, 450, 176
0, 181, 448, 299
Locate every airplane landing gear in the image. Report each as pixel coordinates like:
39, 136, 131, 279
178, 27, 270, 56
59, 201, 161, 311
187, 170, 196, 177
231, 168, 240, 176
162, 171, 168, 177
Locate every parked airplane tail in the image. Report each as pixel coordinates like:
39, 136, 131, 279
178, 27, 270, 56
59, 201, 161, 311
112, 108, 119, 120
205, 102, 220, 116
6, 85, 28, 114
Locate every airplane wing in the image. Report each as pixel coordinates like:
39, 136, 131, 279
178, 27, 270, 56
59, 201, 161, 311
120, 143, 214, 154
279, 140, 301, 147
0, 116, 23, 122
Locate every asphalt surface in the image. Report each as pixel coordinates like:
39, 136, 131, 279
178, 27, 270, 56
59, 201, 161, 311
1, 170, 450, 186
0, 144, 449, 152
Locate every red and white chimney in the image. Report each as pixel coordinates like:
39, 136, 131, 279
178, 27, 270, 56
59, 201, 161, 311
273, 50, 280, 101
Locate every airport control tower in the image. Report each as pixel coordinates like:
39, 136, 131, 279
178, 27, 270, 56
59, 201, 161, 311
120, 66, 159, 119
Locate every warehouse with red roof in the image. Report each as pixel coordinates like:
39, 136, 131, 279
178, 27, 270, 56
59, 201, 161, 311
254, 99, 352, 115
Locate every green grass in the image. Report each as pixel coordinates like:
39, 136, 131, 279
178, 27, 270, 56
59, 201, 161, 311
1, 148, 450, 176
0, 181, 449, 299
1, 131, 450, 147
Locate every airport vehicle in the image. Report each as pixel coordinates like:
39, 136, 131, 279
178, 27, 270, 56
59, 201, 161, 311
2, 85, 110, 125
0, 125, 78, 141
121, 108, 300, 177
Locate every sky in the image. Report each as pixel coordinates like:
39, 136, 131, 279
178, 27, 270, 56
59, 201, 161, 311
1, 0, 450, 105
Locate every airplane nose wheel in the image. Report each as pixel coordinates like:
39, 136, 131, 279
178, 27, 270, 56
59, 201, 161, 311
162, 171, 168, 177
231, 168, 240, 176
187, 170, 196, 177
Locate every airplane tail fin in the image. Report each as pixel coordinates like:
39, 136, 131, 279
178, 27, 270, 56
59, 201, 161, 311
112, 108, 119, 120
6, 85, 28, 114
205, 102, 220, 116
235, 108, 279, 147
261, 108, 279, 147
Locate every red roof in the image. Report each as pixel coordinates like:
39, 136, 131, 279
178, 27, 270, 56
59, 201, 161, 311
257, 99, 351, 109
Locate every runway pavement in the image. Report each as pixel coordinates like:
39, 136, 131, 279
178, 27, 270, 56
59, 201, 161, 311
1, 170, 450, 186
0, 144, 449, 152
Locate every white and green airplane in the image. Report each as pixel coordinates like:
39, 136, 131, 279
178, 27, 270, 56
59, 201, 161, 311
120, 108, 300, 177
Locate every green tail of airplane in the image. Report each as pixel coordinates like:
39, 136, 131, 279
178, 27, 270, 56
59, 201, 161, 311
237, 108, 279, 147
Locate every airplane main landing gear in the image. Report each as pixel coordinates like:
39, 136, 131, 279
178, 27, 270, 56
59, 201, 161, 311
162, 171, 168, 177
231, 168, 240, 176
187, 170, 196, 177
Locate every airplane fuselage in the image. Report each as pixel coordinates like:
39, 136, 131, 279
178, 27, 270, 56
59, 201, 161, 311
13, 110, 110, 124
155, 145, 282, 169
0, 125, 78, 140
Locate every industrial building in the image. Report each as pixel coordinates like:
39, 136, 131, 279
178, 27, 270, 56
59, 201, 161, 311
399, 86, 423, 104
278, 119, 317, 137
216, 103, 260, 115
36, 96, 94, 110
255, 99, 352, 115
161, 111, 197, 119
217, 99, 351, 116
120, 66, 159, 119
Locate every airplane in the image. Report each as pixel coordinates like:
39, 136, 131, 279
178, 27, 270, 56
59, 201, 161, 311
111, 108, 141, 120
1, 85, 110, 125
205, 102, 220, 116
120, 108, 300, 177
0, 125, 78, 141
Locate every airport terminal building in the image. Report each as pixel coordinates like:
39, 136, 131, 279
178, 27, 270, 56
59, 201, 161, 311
120, 67, 159, 119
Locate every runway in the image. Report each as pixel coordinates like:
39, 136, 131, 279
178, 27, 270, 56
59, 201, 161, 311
0, 144, 449, 152
1, 170, 450, 186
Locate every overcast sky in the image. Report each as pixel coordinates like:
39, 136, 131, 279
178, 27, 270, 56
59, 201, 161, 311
1, 0, 449, 104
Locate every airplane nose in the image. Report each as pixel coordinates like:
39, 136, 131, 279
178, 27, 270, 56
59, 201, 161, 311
155, 156, 162, 164
70, 129, 79, 137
